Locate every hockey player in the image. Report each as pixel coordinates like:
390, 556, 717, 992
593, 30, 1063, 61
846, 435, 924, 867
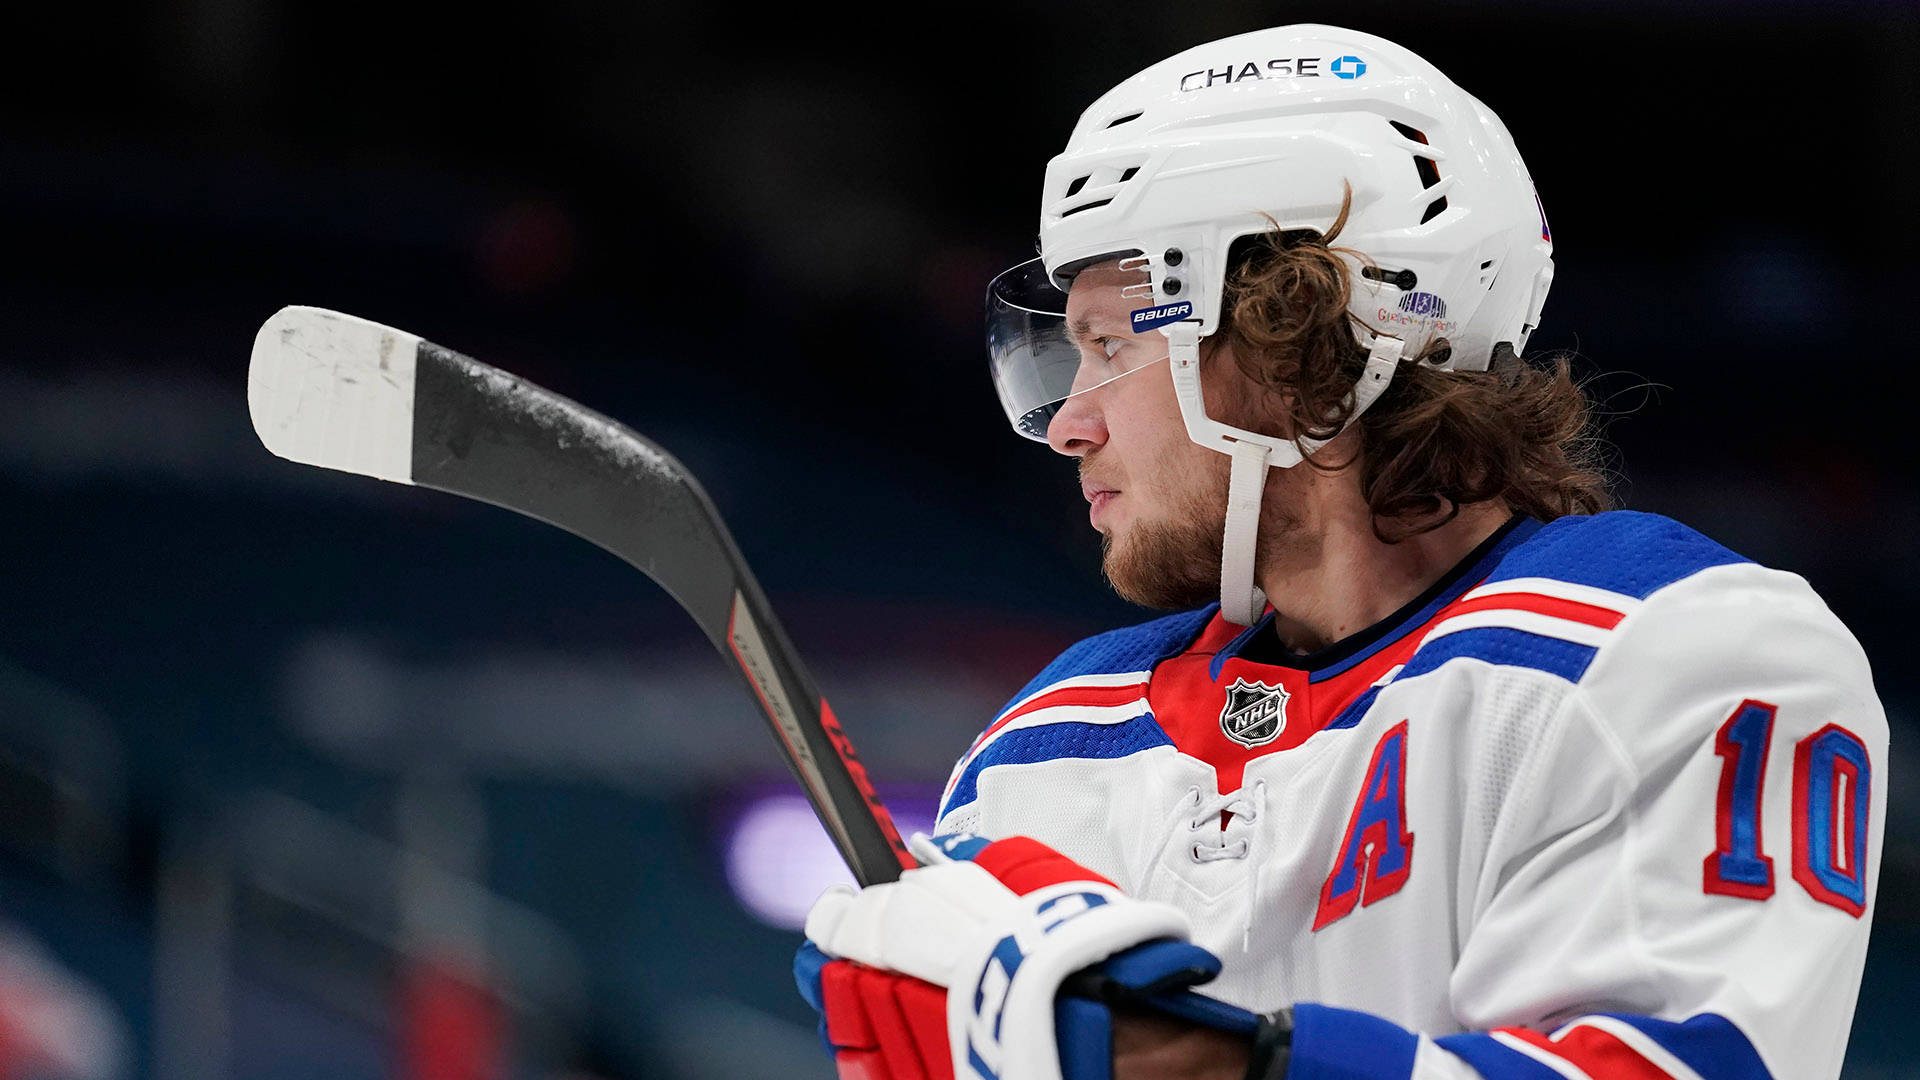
796, 24, 1884, 1080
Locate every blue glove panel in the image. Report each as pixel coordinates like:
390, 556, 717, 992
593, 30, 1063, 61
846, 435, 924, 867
793, 941, 834, 1057
795, 940, 830, 1013
1052, 938, 1260, 1080
1096, 939, 1223, 995
1055, 995, 1115, 1080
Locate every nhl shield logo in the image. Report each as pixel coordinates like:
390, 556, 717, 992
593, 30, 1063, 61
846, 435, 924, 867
1219, 677, 1289, 748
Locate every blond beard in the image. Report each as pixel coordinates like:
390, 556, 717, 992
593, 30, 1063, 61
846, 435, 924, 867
1093, 444, 1227, 611
1096, 451, 1308, 612
1100, 506, 1224, 611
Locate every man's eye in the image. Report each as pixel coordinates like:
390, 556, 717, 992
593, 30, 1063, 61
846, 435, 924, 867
1099, 337, 1124, 359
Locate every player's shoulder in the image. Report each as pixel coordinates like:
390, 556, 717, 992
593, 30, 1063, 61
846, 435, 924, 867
995, 605, 1217, 719
1402, 510, 1881, 766
1491, 509, 1851, 633
1481, 508, 1752, 598
1500, 511, 1873, 713
1399, 510, 1859, 689
1542, 514, 1885, 768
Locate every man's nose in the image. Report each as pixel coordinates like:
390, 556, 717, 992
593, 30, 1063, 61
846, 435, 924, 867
1045, 390, 1107, 457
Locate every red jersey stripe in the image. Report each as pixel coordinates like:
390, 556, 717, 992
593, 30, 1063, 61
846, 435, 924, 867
973, 679, 1150, 747
1439, 592, 1627, 630
1503, 1024, 1677, 1080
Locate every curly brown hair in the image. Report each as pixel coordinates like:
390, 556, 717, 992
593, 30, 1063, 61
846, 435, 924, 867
1209, 194, 1613, 541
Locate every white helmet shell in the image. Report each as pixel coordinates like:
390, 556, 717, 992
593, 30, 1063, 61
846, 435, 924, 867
1039, 24, 1553, 369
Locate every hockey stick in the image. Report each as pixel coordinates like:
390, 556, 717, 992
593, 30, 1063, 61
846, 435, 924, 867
247, 305, 914, 886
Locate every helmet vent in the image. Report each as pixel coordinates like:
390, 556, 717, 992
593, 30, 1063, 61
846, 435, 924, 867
1362, 265, 1417, 291
1388, 121, 1449, 224
1478, 259, 1498, 289
1105, 110, 1144, 128
1057, 161, 1145, 215
1060, 198, 1114, 218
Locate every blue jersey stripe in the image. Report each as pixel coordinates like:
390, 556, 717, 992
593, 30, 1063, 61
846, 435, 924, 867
941, 717, 1173, 816
1400, 627, 1600, 684
1600, 1013, 1772, 1080
1432, 1013, 1773, 1080
1287, 1007, 1773, 1080
1480, 511, 1748, 598
1288, 1003, 1420, 1080
998, 607, 1214, 717
1432, 1031, 1568, 1079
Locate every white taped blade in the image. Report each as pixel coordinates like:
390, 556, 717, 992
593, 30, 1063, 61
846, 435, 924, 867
248, 305, 421, 484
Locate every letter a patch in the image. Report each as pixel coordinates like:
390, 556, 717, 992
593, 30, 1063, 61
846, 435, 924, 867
1314, 721, 1415, 930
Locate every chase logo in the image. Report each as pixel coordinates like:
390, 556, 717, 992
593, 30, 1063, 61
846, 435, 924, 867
1131, 300, 1194, 330
1179, 57, 1330, 91
1331, 55, 1366, 79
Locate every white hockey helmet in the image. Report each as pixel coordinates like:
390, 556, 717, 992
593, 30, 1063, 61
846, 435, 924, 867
987, 24, 1554, 625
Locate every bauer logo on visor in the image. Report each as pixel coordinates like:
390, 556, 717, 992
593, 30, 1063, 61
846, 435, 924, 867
1130, 301, 1194, 331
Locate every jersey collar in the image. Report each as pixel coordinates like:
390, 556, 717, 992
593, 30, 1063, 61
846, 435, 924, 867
1214, 514, 1540, 682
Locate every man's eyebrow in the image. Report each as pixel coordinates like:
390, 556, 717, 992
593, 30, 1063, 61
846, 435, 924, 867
1066, 315, 1113, 343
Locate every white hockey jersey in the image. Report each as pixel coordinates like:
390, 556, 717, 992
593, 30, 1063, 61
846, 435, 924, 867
935, 512, 1885, 1079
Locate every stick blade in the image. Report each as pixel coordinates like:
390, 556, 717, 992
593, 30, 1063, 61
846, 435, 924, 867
249, 305, 422, 484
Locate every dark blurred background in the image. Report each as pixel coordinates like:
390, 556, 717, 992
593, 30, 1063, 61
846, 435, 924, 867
1, 1, 1915, 1077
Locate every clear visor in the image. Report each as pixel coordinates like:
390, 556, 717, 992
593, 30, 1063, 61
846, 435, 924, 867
985, 256, 1169, 442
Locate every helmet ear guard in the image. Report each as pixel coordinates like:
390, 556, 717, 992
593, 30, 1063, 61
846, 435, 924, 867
991, 24, 1553, 624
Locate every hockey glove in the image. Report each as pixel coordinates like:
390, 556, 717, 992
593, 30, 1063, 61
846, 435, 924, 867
795, 832, 1261, 1080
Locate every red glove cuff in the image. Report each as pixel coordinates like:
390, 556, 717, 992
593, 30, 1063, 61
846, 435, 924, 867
821, 959, 954, 1080
967, 836, 1119, 896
